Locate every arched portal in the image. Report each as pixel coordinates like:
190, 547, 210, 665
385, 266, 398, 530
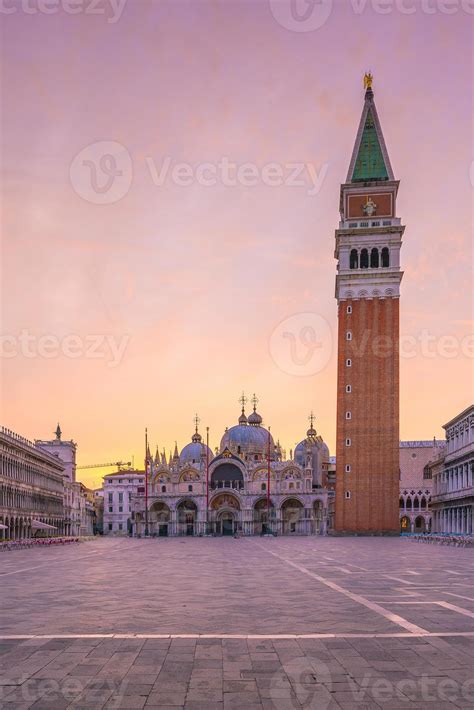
414, 516, 426, 533
211, 463, 244, 491
400, 515, 411, 533
281, 498, 304, 534
254, 497, 274, 535
177, 499, 198, 536
210, 492, 241, 536
149, 501, 171, 537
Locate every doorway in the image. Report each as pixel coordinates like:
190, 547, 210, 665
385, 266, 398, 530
220, 513, 234, 536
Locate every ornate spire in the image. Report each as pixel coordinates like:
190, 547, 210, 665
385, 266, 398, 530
307, 411, 317, 438
154, 446, 160, 464
192, 414, 202, 442
248, 393, 263, 426
55, 423, 62, 441
238, 392, 248, 425
346, 73, 394, 183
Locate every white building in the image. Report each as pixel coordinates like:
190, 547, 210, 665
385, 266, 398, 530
0, 426, 65, 539
431, 405, 474, 534
103, 470, 145, 535
399, 440, 445, 533
36, 425, 94, 536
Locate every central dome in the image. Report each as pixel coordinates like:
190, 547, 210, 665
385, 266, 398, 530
220, 403, 274, 460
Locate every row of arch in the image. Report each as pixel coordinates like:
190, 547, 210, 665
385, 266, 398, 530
0, 483, 63, 516
0, 515, 68, 540
350, 247, 390, 269
400, 515, 430, 533
399, 495, 431, 510
0, 454, 63, 493
154, 461, 311, 494
134, 495, 327, 536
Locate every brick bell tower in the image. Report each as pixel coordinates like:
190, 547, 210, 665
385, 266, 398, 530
334, 74, 404, 534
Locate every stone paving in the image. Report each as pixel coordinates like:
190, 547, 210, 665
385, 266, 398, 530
0, 536, 474, 708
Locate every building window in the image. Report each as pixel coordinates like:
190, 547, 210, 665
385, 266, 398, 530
108, 523, 112, 531
346, 305, 352, 314
289, 482, 294, 489
346, 385, 352, 393
345, 439, 351, 447
119, 507, 123, 513
346, 411, 352, 420
118, 479, 122, 484
360, 249, 369, 269
118, 523, 123, 531
261, 483, 266, 491
349, 249, 358, 269
381, 247, 390, 267
345, 464, 351, 472
346, 331, 352, 341
345, 491, 351, 499
370, 247, 379, 268
188, 484, 193, 492
161, 485, 166, 493
346, 358, 352, 367
108, 506, 113, 513
108, 493, 113, 503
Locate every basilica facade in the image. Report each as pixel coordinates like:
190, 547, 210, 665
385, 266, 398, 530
131, 399, 334, 537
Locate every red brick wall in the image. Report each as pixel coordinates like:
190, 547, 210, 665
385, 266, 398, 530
335, 298, 400, 533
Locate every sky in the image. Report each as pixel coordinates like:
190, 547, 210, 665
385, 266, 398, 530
1, 0, 473, 488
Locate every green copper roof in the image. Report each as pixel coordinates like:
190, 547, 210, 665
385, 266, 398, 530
351, 108, 389, 182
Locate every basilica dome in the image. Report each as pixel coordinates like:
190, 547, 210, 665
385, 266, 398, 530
220, 405, 274, 460
180, 430, 213, 466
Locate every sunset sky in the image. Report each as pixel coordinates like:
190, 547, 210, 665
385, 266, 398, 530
1, 0, 472, 488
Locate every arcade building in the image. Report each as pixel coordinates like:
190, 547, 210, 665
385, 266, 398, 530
131, 398, 334, 537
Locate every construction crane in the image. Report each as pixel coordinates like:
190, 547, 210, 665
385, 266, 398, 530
77, 461, 132, 470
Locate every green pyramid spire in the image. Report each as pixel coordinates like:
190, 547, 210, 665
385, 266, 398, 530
351, 107, 389, 182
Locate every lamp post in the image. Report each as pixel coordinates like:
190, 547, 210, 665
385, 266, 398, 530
144, 427, 149, 537
206, 427, 209, 534
267, 426, 271, 532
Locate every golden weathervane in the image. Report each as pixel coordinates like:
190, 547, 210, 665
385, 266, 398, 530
364, 72, 373, 90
